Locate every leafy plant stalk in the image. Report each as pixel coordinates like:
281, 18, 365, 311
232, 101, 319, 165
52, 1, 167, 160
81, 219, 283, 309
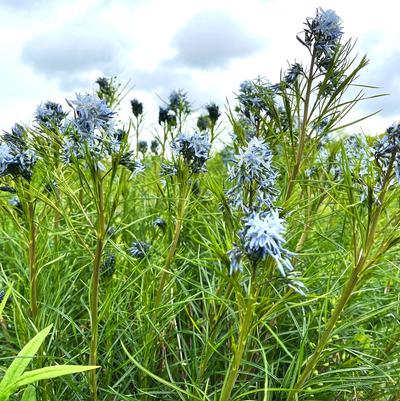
287, 154, 395, 400
89, 171, 106, 401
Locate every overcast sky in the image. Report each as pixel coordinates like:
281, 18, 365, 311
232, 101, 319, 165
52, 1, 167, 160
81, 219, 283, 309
0, 0, 398, 137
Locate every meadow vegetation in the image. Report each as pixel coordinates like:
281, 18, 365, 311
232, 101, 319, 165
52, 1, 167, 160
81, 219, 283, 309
0, 7, 400, 401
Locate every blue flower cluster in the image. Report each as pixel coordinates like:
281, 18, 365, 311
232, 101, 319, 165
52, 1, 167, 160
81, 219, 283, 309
284, 63, 303, 86
0, 125, 37, 181
237, 78, 275, 117
34, 101, 67, 129
344, 135, 370, 177
228, 210, 293, 276
153, 217, 167, 230
303, 8, 343, 69
62, 93, 123, 168
119, 151, 145, 176
374, 122, 400, 184
227, 137, 277, 210
160, 162, 178, 177
69, 93, 115, 138
129, 241, 151, 259
3, 124, 27, 153
171, 132, 211, 173
226, 134, 303, 292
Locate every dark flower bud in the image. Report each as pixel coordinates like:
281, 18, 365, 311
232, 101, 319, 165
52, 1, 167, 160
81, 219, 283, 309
138, 140, 148, 155
197, 115, 209, 132
206, 102, 221, 124
119, 152, 145, 174
129, 241, 151, 259
130, 99, 143, 117
0, 289, 12, 304
159, 107, 176, 126
153, 217, 167, 230
96, 77, 114, 98
0, 186, 16, 193
101, 254, 116, 277
151, 140, 160, 155
168, 90, 191, 114
159, 107, 169, 124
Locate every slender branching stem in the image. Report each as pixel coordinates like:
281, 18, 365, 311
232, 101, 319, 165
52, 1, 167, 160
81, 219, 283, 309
219, 294, 256, 401
89, 171, 106, 401
154, 175, 189, 309
286, 51, 316, 201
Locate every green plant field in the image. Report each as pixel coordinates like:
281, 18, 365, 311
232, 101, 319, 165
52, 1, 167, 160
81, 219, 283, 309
0, 8, 400, 401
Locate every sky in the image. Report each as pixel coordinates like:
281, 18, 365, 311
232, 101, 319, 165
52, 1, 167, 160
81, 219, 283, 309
0, 0, 399, 138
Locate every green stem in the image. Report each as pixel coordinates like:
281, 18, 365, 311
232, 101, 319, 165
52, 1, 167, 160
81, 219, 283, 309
154, 178, 189, 309
27, 201, 38, 321
219, 295, 256, 401
135, 118, 140, 158
286, 51, 316, 201
161, 126, 168, 162
89, 173, 106, 401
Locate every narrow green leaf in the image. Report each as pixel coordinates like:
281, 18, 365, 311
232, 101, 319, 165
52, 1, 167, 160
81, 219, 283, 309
0, 287, 12, 316
21, 385, 36, 401
7, 365, 99, 393
121, 341, 202, 401
0, 325, 53, 393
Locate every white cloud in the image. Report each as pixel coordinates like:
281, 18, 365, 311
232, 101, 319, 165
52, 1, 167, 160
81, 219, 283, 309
0, 0, 398, 134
